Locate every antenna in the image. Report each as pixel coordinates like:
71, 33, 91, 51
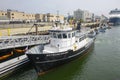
57, 10, 59, 21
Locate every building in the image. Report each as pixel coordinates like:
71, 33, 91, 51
35, 14, 45, 22
46, 13, 64, 22
24, 13, 36, 22
7, 9, 25, 21
0, 10, 9, 23
74, 9, 94, 22
74, 9, 83, 21
7, 9, 36, 23
83, 10, 93, 22
0, 11, 7, 17
35, 13, 64, 22
0, 10, 9, 20
0, 9, 65, 23
94, 15, 101, 22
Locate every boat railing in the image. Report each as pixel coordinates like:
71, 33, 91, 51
0, 35, 50, 50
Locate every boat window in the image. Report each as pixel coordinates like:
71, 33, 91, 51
50, 33, 53, 38
72, 32, 75, 37
53, 33, 57, 38
72, 33, 74, 37
80, 36, 84, 41
58, 33, 62, 39
79, 38, 81, 42
81, 35, 86, 40
82, 36, 84, 40
84, 35, 86, 39
63, 33, 67, 38
68, 33, 71, 38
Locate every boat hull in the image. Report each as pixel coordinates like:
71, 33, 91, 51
27, 40, 94, 75
109, 17, 120, 26
0, 55, 29, 79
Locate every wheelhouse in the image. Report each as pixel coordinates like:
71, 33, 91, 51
49, 29, 76, 48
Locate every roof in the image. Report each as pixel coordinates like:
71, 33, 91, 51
49, 26, 76, 32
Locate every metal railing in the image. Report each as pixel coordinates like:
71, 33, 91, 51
0, 35, 50, 50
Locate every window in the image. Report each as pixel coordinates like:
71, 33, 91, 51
68, 33, 71, 38
74, 32, 75, 36
53, 33, 57, 38
50, 33, 53, 38
12, 13, 14, 15
81, 36, 85, 40
72, 32, 75, 37
79, 38, 81, 42
63, 33, 67, 38
84, 35, 86, 39
72, 33, 74, 37
58, 33, 62, 39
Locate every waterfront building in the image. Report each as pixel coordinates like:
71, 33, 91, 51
0, 10, 8, 18
0, 10, 9, 20
0, 10, 9, 23
46, 13, 64, 22
7, 9, 36, 23
94, 15, 101, 22
83, 10, 93, 22
24, 13, 36, 23
0, 9, 65, 23
74, 9, 83, 21
7, 9, 25, 21
35, 14, 45, 22
74, 9, 93, 22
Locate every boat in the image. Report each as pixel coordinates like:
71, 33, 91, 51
87, 30, 96, 38
13, 48, 27, 53
0, 54, 29, 78
0, 52, 13, 60
99, 27, 106, 33
26, 25, 95, 75
109, 8, 120, 26
0, 46, 29, 78
106, 26, 112, 29
94, 28, 99, 34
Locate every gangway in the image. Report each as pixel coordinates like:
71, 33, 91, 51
0, 35, 50, 50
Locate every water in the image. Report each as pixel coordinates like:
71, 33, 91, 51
5, 26, 120, 80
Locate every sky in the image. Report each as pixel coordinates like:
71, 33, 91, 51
0, 0, 119, 17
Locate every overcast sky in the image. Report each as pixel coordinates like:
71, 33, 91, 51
0, 0, 119, 16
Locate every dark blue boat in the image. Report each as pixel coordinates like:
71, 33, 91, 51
109, 8, 120, 26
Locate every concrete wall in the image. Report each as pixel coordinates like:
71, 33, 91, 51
0, 26, 52, 36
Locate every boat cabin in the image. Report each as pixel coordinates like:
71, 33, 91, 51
49, 28, 76, 49
43, 26, 89, 53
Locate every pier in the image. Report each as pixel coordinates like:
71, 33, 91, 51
0, 35, 50, 50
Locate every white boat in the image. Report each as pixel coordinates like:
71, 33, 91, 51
26, 25, 95, 75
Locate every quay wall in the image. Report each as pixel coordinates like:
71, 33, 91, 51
0, 26, 52, 36
0, 22, 99, 36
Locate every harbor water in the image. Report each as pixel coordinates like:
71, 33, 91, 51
5, 26, 120, 80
